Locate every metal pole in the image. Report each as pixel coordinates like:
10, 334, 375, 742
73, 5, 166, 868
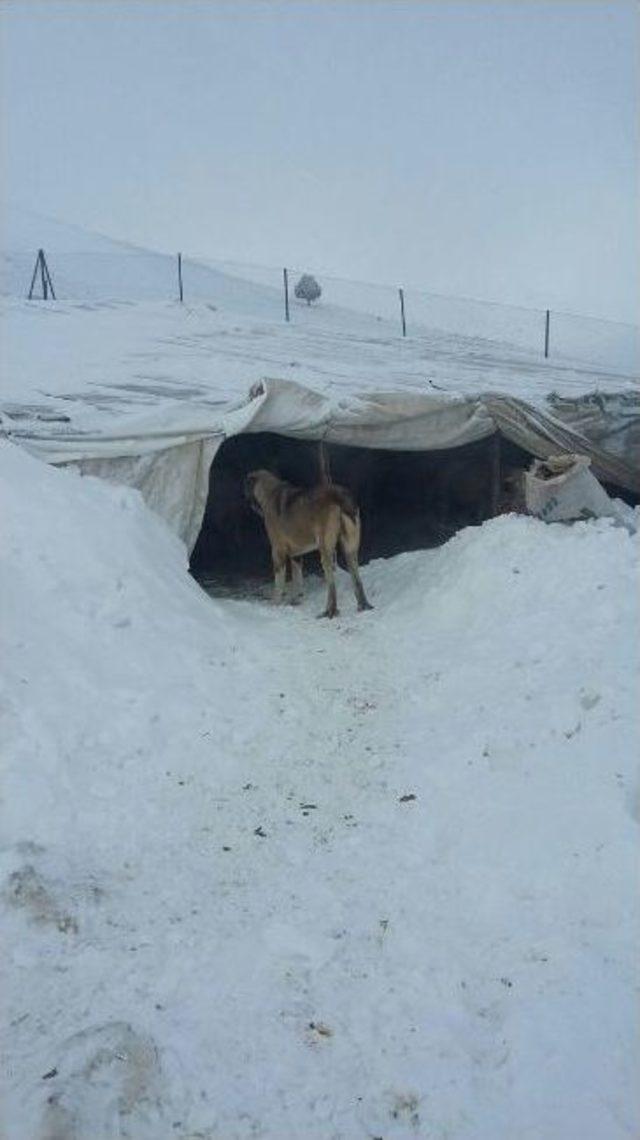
27, 252, 40, 299
178, 253, 184, 302
42, 251, 56, 300
544, 309, 550, 358
40, 250, 48, 300
283, 268, 290, 322
399, 287, 406, 337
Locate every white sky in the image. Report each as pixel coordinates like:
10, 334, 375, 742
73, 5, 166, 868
1, 1, 638, 321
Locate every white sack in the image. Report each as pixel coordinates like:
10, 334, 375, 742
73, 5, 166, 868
525, 454, 635, 531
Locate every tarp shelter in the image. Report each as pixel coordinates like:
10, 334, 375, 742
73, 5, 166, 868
3, 377, 640, 553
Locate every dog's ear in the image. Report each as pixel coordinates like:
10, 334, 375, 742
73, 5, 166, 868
244, 472, 264, 517
244, 471, 259, 502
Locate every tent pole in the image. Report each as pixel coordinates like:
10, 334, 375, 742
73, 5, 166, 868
318, 438, 331, 485
489, 432, 501, 516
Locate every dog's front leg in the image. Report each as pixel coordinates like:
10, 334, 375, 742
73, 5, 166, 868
272, 550, 286, 604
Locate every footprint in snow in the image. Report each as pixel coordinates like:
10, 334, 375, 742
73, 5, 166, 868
33, 1022, 167, 1140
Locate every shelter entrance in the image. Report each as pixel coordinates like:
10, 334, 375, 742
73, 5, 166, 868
189, 431, 532, 592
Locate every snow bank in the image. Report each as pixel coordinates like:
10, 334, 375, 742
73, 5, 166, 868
1, 441, 639, 1139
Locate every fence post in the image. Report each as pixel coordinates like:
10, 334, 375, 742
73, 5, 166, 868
398, 287, 406, 337
283, 268, 290, 322
177, 253, 184, 302
544, 309, 550, 358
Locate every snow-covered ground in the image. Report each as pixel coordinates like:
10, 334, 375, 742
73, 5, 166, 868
1, 439, 639, 1139
2, 210, 639, 1138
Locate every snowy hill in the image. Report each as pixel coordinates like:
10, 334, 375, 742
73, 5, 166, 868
1, 205, 638, 376
0, 204, 290, 317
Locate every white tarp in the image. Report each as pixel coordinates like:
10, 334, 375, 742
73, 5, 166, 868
71, 438, 220, 553
4, 377, 640, 550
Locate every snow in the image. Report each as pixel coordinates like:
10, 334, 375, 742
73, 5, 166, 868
1, 207, 637, 443
2, 296, 638, 484
2, 438, 639, 1139
2, 203, 638, 380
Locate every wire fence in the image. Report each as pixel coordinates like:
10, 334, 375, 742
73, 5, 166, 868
3, 246, 638, 377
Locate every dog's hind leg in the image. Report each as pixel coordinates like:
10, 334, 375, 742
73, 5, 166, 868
339, 515, 373, 612
290, 557, 304, 604
344, 550, 373, 611
318, 546, 338, 619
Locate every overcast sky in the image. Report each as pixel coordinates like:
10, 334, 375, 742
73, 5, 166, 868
1, 1, 638, 321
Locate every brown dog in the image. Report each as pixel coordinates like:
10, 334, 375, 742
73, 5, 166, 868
245, 469, 373, 618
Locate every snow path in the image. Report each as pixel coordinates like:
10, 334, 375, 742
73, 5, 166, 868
1, 442, 639, 1139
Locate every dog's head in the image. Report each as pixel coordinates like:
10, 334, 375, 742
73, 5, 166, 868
244, 469, 276, 514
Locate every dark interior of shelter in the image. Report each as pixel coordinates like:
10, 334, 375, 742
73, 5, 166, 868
189, 430, 540, 586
